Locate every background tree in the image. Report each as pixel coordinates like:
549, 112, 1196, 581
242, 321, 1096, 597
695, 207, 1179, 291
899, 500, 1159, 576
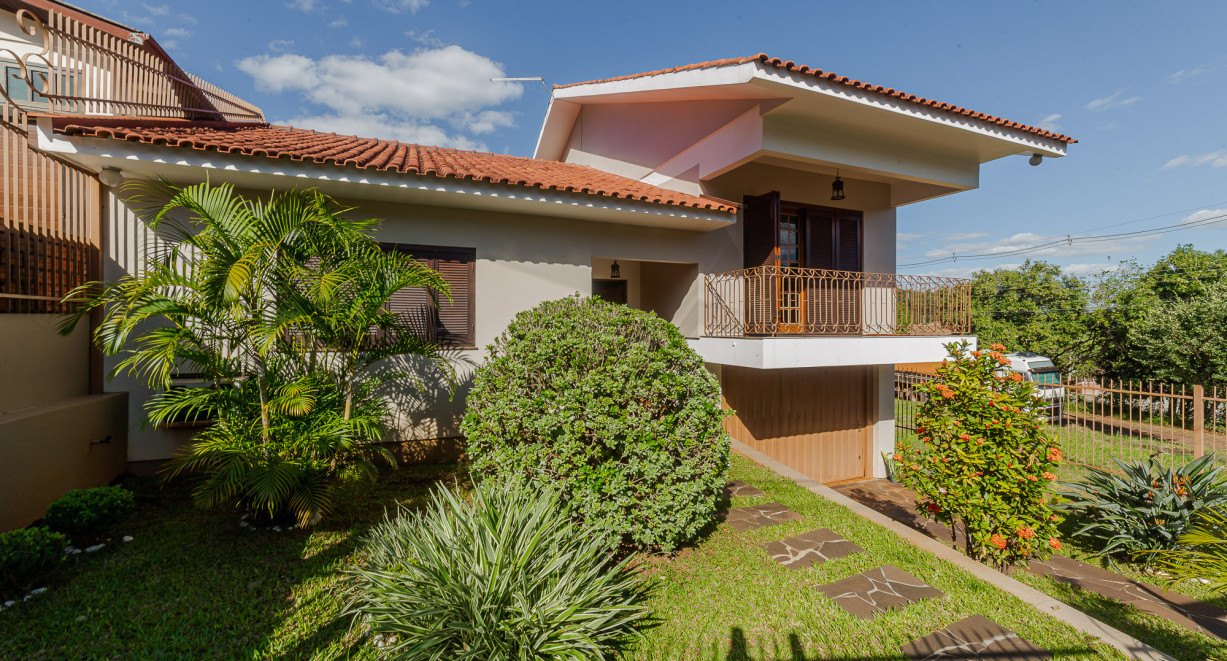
968, 260, 1091, 375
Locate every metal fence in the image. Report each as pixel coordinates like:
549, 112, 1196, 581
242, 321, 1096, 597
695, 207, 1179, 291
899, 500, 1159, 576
894, 370, 1227, 483
704, 266, 970, 337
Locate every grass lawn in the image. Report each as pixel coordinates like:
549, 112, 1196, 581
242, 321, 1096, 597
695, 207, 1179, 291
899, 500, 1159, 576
0, 462, 469, 660
2, 454, 1127, 660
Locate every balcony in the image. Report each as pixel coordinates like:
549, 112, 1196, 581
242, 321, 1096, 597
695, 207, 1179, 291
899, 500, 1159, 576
703, 266, 970, 338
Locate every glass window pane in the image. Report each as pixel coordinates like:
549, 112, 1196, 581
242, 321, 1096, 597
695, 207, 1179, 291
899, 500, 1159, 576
6, 67, 29, 102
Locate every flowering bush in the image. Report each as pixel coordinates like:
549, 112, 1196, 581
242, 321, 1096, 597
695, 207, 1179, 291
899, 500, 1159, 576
897, 341, 1063, 567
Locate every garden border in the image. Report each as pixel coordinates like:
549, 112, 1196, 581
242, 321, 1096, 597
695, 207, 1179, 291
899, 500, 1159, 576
730, 439, 1177, 661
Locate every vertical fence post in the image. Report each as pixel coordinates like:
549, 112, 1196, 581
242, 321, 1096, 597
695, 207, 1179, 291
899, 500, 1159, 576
1194, 384, 1206, 459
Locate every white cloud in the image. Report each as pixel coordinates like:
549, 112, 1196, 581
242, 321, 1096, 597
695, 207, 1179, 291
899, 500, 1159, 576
896, 232, 927, 242
328, 17, 347, 27
162, 27, 190, 38
287, 0, 321, 11
1061, 263, 1121, 276
349, 36, 365, 48
1180, 208, 1227, 227
923, 231, 1158, 261
406, 29, 447, 47
944, 232, 988, 241
268, 39, 294, 53
142, 3, 170, 15
374, 0, 429, 12
1085, 90, 1142, 112
1169, 63, 1213, 84
236, 46, 523, 150
1036, 113, 1062, 131
1162, 150, 1227, 170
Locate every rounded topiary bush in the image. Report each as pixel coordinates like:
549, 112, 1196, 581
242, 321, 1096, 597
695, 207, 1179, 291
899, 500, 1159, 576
43, 486, 135, 540
0, 527, 67, 598
462, 295, 731, 552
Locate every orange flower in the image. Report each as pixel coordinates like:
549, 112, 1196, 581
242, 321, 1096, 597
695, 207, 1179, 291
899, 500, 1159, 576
1026, 475, 1038, 482
927, 502, 941, 514
1018, 527, 1035, 540
1049, 537, 1061, 550
1009, 373, 1023, 382
959, 433, 971, 441
941, 390, 955, 399
971, 351, 982, 358
1046, 448, 1062, 462
989, 343, 1007, 351
976, 439, 984, 446
990, 534, 1007, 549
1042, 471, 1058, 480
997, 356, 1011, 365
893, 453, 903, 462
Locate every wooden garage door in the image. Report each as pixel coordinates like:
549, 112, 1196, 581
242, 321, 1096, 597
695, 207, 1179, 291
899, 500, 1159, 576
722, 365, 871, 484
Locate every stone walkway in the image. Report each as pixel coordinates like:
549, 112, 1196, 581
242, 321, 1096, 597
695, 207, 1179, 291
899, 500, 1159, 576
833, 478, 1227, 641
720, 481, 1051, 658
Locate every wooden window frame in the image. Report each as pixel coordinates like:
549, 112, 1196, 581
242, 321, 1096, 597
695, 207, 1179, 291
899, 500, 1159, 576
381, 242, 477, 349
779, 201, 864, 273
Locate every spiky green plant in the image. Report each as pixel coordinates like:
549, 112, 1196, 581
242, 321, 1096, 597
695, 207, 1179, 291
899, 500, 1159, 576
1060, 453, 1227, 560
60, 181, 452, 525
1146, 507, 1227, 595
349, 479, 651, 660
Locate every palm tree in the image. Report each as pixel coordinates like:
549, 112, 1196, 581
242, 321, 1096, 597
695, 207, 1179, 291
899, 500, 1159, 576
61, 181, 452, 525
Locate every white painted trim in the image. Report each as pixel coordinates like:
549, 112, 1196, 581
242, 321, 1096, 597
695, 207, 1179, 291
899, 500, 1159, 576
689, 335, 977, 370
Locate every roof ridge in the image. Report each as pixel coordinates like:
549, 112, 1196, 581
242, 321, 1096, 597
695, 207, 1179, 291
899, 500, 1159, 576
555, 54, 1077, 144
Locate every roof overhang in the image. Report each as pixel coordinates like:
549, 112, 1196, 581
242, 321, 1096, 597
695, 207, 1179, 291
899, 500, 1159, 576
34, 119, 737, 232
535, 60, 1070, 168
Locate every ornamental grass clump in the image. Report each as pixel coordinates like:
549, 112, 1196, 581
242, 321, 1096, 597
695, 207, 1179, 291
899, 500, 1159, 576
462, 295, 731, 552
898, 341, 1063, 567
349, 479, 650, 660
1061, 453, 1227, 560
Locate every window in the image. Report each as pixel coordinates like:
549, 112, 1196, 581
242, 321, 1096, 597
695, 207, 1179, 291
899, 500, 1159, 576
4, 64, 48, 105
382, 243, 476, 348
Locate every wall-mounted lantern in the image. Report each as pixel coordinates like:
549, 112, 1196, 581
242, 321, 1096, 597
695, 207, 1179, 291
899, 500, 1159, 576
831, 169, 846, 201
610, 260, 621, 279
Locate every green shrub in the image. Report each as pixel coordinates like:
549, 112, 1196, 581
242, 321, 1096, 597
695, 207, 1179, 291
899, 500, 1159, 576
0, 528, 68, 598
43, 486, 135, 539
349, 479, 649, 660
898, 341, 1063, 567
1061, 453, 1227, 559
461, 295, 730, 552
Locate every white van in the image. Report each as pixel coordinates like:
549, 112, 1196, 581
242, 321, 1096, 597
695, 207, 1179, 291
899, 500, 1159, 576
1003, 352, 1064, 421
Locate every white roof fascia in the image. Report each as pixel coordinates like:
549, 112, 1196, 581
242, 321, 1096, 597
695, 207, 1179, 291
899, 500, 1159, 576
749, 66, 1069, 159
36, 122, 737, 232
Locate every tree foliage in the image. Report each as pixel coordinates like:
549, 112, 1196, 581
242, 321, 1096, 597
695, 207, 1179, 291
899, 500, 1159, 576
968, 260, 1090, 375
62, 181, 451, 525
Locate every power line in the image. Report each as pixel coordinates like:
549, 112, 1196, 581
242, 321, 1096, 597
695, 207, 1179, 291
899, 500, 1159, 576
898, 208, 1227, 270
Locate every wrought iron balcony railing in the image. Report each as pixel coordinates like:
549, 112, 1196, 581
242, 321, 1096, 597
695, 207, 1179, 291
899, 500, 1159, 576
703, 266, 970, 337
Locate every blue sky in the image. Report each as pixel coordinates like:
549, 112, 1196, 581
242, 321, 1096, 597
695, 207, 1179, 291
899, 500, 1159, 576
84, 0, 1227, 278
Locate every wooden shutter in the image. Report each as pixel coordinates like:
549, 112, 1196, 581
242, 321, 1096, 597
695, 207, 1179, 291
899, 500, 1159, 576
804, 208, 835, 271
835, 212, 863, 272
383, 244, 476, 347
433, 248, 475, 347
743, 191, 780, 268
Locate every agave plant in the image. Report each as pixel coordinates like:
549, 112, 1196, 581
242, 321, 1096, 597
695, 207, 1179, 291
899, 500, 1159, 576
350, 478, 651, 660
1145, 507, 1227, 595
1060, 453, 1227, 559
60, 181, 452, 525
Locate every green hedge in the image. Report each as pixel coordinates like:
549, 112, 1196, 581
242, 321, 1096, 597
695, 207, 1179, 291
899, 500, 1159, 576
0, 528, 67, 599
43, 486, 134, 540
462, 296, 730, 552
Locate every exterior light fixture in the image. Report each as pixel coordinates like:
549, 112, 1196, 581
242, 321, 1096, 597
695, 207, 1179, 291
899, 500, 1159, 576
1029, 154, 1043, 166
610, 260, 621, 279
830, 169, 846, 201
98, 167, 124, 187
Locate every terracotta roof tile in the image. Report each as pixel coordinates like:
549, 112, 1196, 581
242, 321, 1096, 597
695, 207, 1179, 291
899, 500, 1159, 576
53, 118, 736, 214
557, 53, 1077, 144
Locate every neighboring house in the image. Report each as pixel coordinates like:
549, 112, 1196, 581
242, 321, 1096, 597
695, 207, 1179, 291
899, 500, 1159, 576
0, 1, 1075, 529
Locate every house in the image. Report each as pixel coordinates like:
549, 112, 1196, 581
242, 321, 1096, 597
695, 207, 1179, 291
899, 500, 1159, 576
0, 0, 1074, 529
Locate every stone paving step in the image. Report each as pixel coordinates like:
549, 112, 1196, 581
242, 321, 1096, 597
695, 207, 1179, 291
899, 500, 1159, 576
835, 478, 1227, 641
764, 528, 864, 569
724, 480, 765, 498
900, 614, 1050, 660
719, 502, 803, 531
816, 564, 944, 619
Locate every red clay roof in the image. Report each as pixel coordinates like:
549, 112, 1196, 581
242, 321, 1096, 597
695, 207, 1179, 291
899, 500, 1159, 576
54, 118, 737, 214
557, 53, 1077, 145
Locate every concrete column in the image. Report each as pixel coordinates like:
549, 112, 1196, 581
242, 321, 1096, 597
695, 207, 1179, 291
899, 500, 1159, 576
871, 363, 896, 478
